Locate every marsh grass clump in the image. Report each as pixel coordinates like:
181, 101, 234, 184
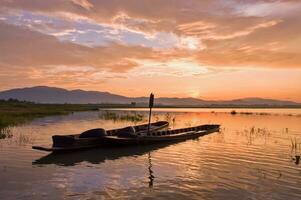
0, 127, 13, 139
240, 112, 253, 115
184, 121, 192, 127
237, 126, 271, 145
230, 110, 237, 115
101, 111, 119, 120
163, 112, 177, 125
99, 111, 145, 122
290, 137, 301, 165
120, 113, 144, 122
17, 133, 34, 145
172, 116, 176, 126
229, 110, 273, 116
290, 137, 301, 151
258, 112, 270, 116
153, 114, 160, 122
165, 112, 172, 122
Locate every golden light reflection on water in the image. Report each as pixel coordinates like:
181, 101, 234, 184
0, 109, 301, 199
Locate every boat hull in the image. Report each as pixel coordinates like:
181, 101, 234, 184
32, 123, 220, 152
102, 125, 220, 146
32, 121, 169, 152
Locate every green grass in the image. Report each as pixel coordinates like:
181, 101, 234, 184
0, 100, 100, 130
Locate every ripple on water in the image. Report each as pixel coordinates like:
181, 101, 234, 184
1, 110, 301, 199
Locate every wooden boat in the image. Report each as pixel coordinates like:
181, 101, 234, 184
32, 121, 169, 152
33, 125, 220, 165
102, 124, 220, 146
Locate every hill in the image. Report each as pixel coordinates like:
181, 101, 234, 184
0, 86, 300, 107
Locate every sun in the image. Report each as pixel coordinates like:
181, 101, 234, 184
189, 90, 201, 98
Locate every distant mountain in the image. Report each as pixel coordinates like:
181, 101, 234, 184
0, 86, 129, 104
0, 86, 300, 106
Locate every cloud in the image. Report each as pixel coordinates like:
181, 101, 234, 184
71, 0, 93, 10
235, 0, 301, 17
0, 21, 163, 72
1, 0, 301, 71
0, 0, 300, 101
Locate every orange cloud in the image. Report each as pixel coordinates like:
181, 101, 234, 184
0, 21, 161, 72
0, 0, 301, 100
1, 0, 300, 69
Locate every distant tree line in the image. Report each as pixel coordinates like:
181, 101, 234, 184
0, 98, 35, 104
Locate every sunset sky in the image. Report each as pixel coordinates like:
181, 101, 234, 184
0, 0, 300, 101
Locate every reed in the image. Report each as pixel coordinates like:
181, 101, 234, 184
290, 137, 301, 165
0, 127, 13, 139
165, 112, 172, 122
237, 126, 271, 145
290, 137, 300, 151
99, 111, 144, 122
153, 114, 160, 122
16, 133, 34, 145
163, 112, 177, 125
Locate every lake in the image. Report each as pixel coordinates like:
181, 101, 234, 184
0, 108, 301, 199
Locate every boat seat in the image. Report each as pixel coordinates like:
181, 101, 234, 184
116, 126, 137, 138
52, 135, 74, 147
79, 128, 107, 138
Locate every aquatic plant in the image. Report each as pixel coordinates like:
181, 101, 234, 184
163, 112, 177, 125
172, 116, 176, 126
239, 112, 253, 115
290, 137, 300, 151
292, 155, 300, 165
290, 137, 301, 165
184, 121, 192, 127
120, 113, 144, 122
236, 126, 271, 145
17, 133, 35, 145
230, 110, 237, 115
258, 112, 269, 115
0, 127, 13, 139
99, 111, 145, 122
153, 114, 160, 122
165, 112, 172, 122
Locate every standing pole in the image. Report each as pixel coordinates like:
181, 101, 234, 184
147, 93, 154, 135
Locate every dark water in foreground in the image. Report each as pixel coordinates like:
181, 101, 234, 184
0, 109, 301, 199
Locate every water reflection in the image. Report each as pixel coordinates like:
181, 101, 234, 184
2, 109, 301, 200
148, 152, 154, 188
33, 142, 178, 167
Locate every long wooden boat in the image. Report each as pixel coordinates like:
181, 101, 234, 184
102, 124, 220, 146
32, 121, 169, 152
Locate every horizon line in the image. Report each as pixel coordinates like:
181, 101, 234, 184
1, 85, 300, 103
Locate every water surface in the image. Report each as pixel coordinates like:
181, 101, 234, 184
0, 109, 301, 199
